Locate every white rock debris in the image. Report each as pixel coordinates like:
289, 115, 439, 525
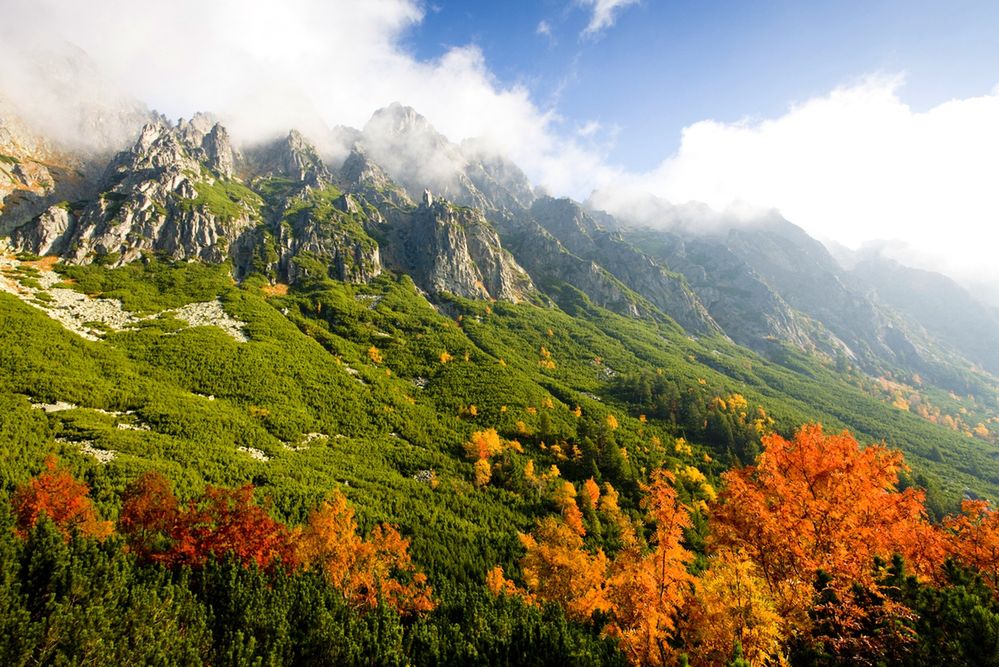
237, 446, 270, 462
116, 422, 150, 431
1, 246, 142, 340
171, 299, 249, 342
283, 432, 327, 451
32, 401, 79, 412
1, 247, 249, 343
56, 437, 117, 464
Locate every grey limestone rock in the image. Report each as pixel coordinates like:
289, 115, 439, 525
11, 118, 256, 265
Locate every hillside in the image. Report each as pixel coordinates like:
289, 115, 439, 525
3, 105, 999, 664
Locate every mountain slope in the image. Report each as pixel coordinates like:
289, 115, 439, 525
3, 106, 999, 510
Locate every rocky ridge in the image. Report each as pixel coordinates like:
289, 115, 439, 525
375, 190, 535, 302
11, 116, 258, 265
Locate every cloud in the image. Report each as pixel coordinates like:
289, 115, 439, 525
577, 120, 602, 137
2, 1, 997, 294
0, 0, 615, 195
537, 20, 552, 37
578, 0, 640, 38
595, 75, 999, 288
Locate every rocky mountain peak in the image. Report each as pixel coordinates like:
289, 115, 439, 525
175, 112, 218, 149
338, 147, 413, 207
359, 104, 477, 205
201, 123, 235, 178
106, 116, 236, 182
12, 115, 257, 265
364, 102, 436, 138
358, 105, 535, 216
244, 129, 331, 187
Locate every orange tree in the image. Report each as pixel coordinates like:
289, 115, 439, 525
11, 455, 112, 540
710, 424, 944, 656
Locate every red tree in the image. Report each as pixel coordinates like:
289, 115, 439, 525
11, 455, 112, 540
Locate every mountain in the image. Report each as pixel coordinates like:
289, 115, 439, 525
851, 251, 999, 376
8, 102, 999, 410
11, 116, 257, 265
4, 100, 999, 664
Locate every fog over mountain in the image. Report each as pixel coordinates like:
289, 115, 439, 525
2, 0, 997, 302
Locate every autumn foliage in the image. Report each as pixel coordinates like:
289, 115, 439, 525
508, 471, 695, 665
297, 493, 434, 615
603, 470, 694, 666
683, 548, 783, 666
120, 473, 299, 570
710, 424, 944, 659
491, 423, 999, 665
9, 463, 434, 617
943, 499, 999, 594
12, 455, 112, 540
23, 419, 999, 665
464, 428, 504, 487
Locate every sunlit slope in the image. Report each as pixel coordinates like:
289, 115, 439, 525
2, 260, 996, 566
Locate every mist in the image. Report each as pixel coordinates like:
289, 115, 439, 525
0, 0, 619, 197
593, 76, 999, 294
2, 1, 998, 299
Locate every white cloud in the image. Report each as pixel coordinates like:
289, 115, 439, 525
0, 0, 616, 195
2, 1, 997, 292
598, 75, 999, 288
578, 0, 640, 38
577, 120, 602, 137
537, 20, 552, 36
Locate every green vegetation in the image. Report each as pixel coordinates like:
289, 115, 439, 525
2, 253, 999, 662
179, 178, 263, 221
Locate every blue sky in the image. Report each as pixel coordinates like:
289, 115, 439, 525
4, 0, 999, 288
404, 0, 999, 171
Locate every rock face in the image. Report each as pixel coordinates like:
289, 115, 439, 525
723, 220, 916, 367
0, 101, 95, 234
851, 253, 999, 377
239, 132, 380, 284
243, 130, 331, 186
628, 229, 815, 350
528, 197, 720, 334
11, 204, 74, 256
509, 222, 643, 317
243, 189, 383, 285
11, 117, 256, 266
338, 147, 414, 208
356, 103, 531, 215
375, 195, 534, 302
618, 216, 935, 372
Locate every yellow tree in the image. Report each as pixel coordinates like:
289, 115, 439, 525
518, 516, 610, 621
685, 549, 784, 666
464, 428, 504, 487
297, 492, 433, 615
581, 478, 601, 511
604, 470, 694, 666
553, 480, 586, 536
944, 499, 999, 593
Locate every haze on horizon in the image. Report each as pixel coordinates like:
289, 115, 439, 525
1, 0, 997, 302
